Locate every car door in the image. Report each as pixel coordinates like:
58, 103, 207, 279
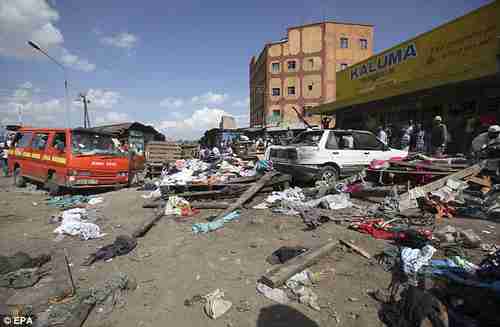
330, 131, 366, 173
30, 132, 50, 180
352, 132, 387, 164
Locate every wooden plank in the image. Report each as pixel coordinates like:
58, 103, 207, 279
398, 163, 482, 211
48, 248, 75, 302
215, 171, 278, 219
191, 201, 230, 209
260, 240, 337, 288
339, 239, 371, 259
465, 176, 492, 188
132, 211, 165, 238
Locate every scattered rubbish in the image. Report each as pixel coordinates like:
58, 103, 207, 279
164, 195, 199, 216
46, 195, 100, 209
261, 241, 337, 288
83, 235, 137, 265
192, 210, 240, 234
53, 208, 105, 240
401, 245, 436, 279
0, 267, 50, 288
184, 294, 206, 307
289, 284, 320, 311
0, 252, 51, 275
460, 229, 482, 248
348, 297, 360, 302
46, 272, 135, 326
256, 282, 289, 304
203, 289, 232, 319
87, 197, 104, 206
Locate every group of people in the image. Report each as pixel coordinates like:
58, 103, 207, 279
0, 133, 17, 177
199, 141, 234, 161
377, 116, 449, 156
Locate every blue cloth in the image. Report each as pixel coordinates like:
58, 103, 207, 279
192, 210, 240, 234
256, 160, 273, 173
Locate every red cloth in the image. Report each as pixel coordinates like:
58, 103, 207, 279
353, 220, 397, 240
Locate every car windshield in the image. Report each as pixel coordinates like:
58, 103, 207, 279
291, 131, 324, 146
71, 131, 120, 156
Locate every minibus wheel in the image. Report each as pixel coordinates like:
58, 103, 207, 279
13, 167, 26, 188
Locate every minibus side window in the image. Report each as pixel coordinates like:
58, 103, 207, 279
32, 133, 49, 151
52, 133, 66, 152
17, 132, 33, 148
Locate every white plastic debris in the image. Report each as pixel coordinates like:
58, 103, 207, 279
256, 282, 289, 304
164, 196, 191, 216
401, 245, 436, 276
141, 188, 161, 199
53, 208, 105, 240
203, 289, 232, 319
88, 197, 104, 205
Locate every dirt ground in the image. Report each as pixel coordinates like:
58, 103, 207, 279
0, 175, 498, 327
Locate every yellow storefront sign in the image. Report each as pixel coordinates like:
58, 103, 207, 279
314, 1, 500, 113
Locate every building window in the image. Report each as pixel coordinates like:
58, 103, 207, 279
272, 88, 280, 96
340, 37, 349, 49
308, 84, 313, 91
287, 86, 296, 96
271, 62, 280, 73
360, 38, 368, 49
308, 58, 314, 69
272, 110, 281, 118
340, 63, 348, 70
287, 60, 296, 70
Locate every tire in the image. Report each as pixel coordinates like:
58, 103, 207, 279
46, 173, 60, 196
319, 165, 339, 183
13, 167, 26, 188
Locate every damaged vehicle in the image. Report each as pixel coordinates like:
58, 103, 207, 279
265, 129, 407, 182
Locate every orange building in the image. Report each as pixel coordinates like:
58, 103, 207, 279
249, 21, 374, 128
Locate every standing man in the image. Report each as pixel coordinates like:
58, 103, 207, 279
377, 126, 388, 144
321, 116, 332, 129
414, 123, 426, 153
431, 116, 448, 156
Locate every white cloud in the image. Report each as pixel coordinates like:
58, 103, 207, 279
0, 0, 95, 72
60, 48, 96, 72
232, 97, 249, 108
100, 32, 138, 49
191, 91, 228, 106
0, 0, 62, 58
20, 82, 33, 89
159, 97, 184, 109
95, 111, 131, 125
156, 107, 231, 140
85, 89, 120, 109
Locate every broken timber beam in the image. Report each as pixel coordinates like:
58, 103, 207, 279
339, 239, 371, 259
215, 171, 278, 219
132, 211, 165, 238
190, 201, 230, 209
260, 240, 337, 288
398, 163, 482, 211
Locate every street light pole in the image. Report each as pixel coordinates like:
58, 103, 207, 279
27, 41, 70, 128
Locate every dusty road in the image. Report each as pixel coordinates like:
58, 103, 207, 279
0, 175, 498, 327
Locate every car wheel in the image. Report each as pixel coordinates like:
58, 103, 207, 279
46, 173, 60, 196
13, 167, 26, 188
319, 165, 338, 183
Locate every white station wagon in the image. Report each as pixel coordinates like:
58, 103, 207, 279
265, 129, 408, 182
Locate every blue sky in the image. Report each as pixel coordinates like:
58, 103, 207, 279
0, 0, 491, 139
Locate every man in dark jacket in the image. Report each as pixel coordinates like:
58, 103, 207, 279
431, 116, 447, 156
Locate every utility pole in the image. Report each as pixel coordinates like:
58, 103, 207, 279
77, 93, 91, 128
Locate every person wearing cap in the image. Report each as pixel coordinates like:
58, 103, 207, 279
431, 115, 448, 156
